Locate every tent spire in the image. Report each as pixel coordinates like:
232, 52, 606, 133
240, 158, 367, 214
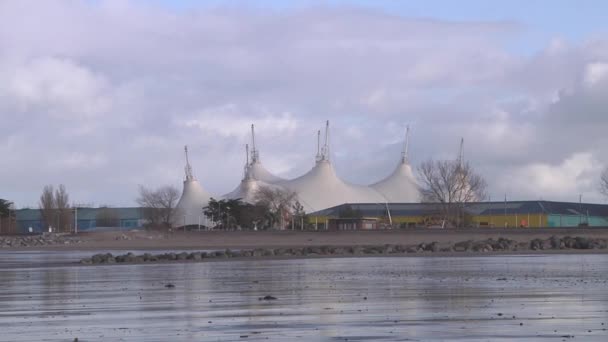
402, 125, 410, 163
184, 145, 194, 181
458, 137, 464, 169
319, 120, 330, 161
315, 130, 321, 162
243, 144, 250, 180
251, 124, 259, 163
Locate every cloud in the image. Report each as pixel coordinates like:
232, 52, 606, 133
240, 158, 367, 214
1, 57, 111, 121
0, 1, 608, 207
176, 104, 298, 139
584, 62, 608, 87
505, 153, 604, 201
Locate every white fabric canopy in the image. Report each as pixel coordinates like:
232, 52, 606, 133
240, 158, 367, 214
248, 161, 284, 184
279, 160, 387, 213
371, 160, 420, 203
174, 178, 211, 227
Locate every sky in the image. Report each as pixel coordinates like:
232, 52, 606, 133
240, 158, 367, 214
2, 0, 608, 208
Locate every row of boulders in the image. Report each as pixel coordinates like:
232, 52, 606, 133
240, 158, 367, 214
452, 236, 608, 252
0, 233, 82, 248
80, 236, 608, 264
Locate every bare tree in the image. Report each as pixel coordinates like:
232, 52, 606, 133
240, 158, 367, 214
136, 185, 180, 229
39, 185, 56, 231
55, 184, 71, 232
418, 159, 487, 227
38, 184, 73, 232
601, 168, 608, 197
253, 186, 296, 229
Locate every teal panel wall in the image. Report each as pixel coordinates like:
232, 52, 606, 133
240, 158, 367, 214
547, 214, 608, 227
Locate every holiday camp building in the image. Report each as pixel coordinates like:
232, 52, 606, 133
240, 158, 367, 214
309, 201, 608, 229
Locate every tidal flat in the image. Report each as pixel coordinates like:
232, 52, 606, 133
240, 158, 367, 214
1, 251, 607, 341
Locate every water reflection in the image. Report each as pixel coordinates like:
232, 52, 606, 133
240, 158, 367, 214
0, 252, 607, 341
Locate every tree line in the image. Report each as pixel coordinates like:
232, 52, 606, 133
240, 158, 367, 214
135, 183, 307, 230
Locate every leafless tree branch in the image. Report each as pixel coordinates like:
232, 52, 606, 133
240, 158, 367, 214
417, 159, 487, 227
136, 185, 181, 229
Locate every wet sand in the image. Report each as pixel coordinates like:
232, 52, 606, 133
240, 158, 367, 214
1, 251, 607, 341
10, 228, 608, 251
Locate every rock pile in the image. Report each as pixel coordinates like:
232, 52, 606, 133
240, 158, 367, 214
79, 235, 608, 265
0, 233, 82, 248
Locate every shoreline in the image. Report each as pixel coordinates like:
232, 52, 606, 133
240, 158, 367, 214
3, 249, 607, 271
5, 228, 608, 251
76, 234, 608, 266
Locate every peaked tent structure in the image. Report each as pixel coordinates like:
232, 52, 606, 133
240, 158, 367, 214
279, 121, 386, 213
223, 125, 283, 203
174, 146, 212, 227
371, 126, 420, 202
247, 124, 284, 184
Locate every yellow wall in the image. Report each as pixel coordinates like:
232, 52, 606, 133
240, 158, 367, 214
472, 214, 547, 228
390, 216, 426, 225
309, 213, 549, 228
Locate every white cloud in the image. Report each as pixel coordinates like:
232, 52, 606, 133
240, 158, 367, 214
584, 62, 608, 87
0, 1, 608, 207
505, 153, 604, 201
0, 57, 110, 119
176, 105, 298, 138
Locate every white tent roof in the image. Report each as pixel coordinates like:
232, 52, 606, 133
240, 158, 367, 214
223, 160, 285, 203
371, 126, 420, 203
278, 121, 386, 212
175, 178, 211, 227
174, 146, 211, 227
249, 160, 284, 183
371, 161, 420, 203
280, 159, 386, 213
223, 125, 283, 203
223, 176, 283, 204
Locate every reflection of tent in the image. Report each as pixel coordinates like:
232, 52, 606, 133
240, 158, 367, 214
174, 146, 211, 227
371, 126, 420, 202
279, 121, 386, 213
224, 125, 283, 203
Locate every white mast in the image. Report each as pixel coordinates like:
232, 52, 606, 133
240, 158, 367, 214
458, 137, 464, 169
251, 124, 259, 163
402, 125, 410, 164
184, 145, 194, 181
243, 144, 250, 179
315, 130, 321, 162
319, 120, 330, 161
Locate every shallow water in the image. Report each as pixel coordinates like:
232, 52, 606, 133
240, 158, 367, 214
0, 252, 607, 341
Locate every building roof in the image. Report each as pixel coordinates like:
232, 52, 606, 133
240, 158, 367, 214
248, 160, 284, 183
174, 178, 211, 227
223, 177, 284, 204
279, 160, 389, 213
15, 207, 143, 221
311, 201, 608, 217
370, 126, 420, 202
371, 161, 420, 203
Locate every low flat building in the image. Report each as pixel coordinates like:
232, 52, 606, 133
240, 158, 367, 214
310, 201, 608, 228
327, 217, 379, 230
15, 207, 144, 233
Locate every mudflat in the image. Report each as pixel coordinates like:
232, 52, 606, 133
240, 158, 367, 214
6, 227, 608, 251
2, 253, 607, 341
